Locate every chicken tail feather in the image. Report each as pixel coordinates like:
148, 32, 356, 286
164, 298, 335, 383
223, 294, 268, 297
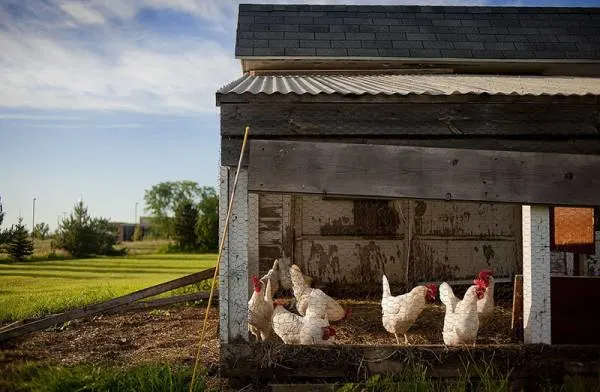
439, 282, 457, 311
290, 264, 309, 292
382, 274, 391, 298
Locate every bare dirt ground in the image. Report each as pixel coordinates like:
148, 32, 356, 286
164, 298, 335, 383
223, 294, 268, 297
0, 298, 512, 375
0, 306, 220, 373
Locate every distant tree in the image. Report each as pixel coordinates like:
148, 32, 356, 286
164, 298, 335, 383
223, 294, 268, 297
196, 187, 218, 252
144, 181, 204, 238
173, 200, 198, 251
132, 224, 143, 242
0, 195, 4, 227
54, 200, 118, 257
5, 217, 34, 261
33, 222, 50, 240
0, 196, 11, 252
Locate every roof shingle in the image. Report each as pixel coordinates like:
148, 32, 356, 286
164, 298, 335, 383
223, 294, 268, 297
235, 4, 600, 60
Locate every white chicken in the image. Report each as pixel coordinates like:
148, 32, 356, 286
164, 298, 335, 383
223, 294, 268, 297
439, 282, 483, 346
475, 270, 495, 326
247, 275, 274, 341
271, 299, 336, 345
260, 259, 283, 298
290, 264, 349, 322
260, 257, 303, 298
381, 274, 437, 344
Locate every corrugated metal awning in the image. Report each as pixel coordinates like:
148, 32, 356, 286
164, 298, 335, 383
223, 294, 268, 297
217, 73, 600, 98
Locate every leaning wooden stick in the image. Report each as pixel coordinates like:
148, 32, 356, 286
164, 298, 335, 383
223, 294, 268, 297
189, 125, 251, 391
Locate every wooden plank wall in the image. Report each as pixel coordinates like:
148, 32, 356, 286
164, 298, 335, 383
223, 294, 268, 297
221, 102, 600, 137
258, 194, 293, 273
257, 194, 522, 294
220, 99, 600, 167
248, 139, 600, 206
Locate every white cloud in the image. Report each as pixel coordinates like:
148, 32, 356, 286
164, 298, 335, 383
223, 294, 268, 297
0, 0, 241, 114
59, 1, 106, 25
0, 114, 83, 120
2, 0, 528, 115
20, 122, 144, 128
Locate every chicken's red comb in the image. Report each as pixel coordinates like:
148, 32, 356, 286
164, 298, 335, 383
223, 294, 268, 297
251, 275, 260, 284
426, 283, 438, 294
473, 277, 488, 288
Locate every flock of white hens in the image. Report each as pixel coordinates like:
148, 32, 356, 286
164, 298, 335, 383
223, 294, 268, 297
248, 258, 495, 346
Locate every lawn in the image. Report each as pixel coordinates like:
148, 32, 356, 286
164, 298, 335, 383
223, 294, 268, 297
0, 253, 217, 321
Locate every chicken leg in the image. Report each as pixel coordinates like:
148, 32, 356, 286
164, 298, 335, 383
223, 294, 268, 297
394, 333, 400, 345
404, 333, 409, 345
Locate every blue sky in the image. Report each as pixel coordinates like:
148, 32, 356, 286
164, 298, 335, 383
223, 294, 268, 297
1, 0, 599, 231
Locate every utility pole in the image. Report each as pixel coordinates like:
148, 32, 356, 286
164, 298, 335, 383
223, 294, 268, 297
135, 202, 139, 224
32, 197, 37, 239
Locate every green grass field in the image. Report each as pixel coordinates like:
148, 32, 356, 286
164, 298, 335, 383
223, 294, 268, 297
0, 254, 217, 321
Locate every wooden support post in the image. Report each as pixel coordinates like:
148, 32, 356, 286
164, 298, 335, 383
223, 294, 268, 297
219, 166, 250, 343
511, 274, 524, 342
522, 205, 552, 344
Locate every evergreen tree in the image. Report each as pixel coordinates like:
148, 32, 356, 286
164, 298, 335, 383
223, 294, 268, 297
174, 200, 198, 251
55, 200, 117, 257
6, 217, 33, 261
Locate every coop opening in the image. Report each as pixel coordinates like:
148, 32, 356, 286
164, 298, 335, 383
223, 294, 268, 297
249, 193, 521, 347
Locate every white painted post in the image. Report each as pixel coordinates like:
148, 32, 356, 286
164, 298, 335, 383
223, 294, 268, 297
219, 166, 250, 343
522, 205, 552, 344
248, 193, 260, 298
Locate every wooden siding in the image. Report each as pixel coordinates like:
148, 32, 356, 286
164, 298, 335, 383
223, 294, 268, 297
221, 102, 600, 137
258, 194, 522, 290
222, 137, 600, 167
248, 139, 600, 207
258, 193, 293, 272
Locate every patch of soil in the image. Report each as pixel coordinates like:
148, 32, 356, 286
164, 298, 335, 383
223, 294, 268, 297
0, 298, 513, 392
0, 306, 220, 372
312, 299, 513, 346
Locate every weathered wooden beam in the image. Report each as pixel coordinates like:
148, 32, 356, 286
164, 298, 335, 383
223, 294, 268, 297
0, 268, 215, 342
220, 342, 600, 382
221, 137, 600, 167
248, 140, 600, 206
221, 103, 600, 137
101, 291, 213, 315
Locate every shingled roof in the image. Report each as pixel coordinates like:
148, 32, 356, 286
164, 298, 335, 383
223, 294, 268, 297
235, 4, 600, 61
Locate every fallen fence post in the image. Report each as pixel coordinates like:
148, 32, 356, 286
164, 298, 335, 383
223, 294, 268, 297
102, 291, 214, 315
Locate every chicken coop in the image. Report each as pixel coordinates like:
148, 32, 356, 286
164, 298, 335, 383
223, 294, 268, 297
216, 3, 600, 385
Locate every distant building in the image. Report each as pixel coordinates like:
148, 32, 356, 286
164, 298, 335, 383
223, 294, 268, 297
113, 217, 152, 242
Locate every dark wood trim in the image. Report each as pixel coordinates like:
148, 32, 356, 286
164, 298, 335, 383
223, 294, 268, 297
247, 140, 600, 206
222, 137, 600, 167
220, 102, 600, 137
